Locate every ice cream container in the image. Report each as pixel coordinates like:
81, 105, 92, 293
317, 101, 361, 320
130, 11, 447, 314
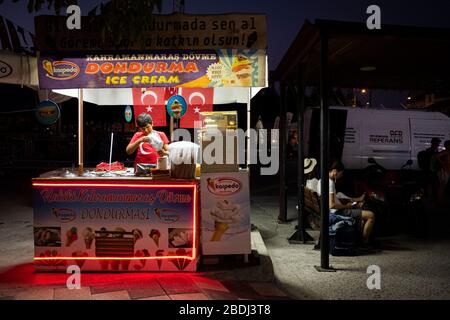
157, 156, 169, 170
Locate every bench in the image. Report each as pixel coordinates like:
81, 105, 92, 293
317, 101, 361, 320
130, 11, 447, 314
304, 187, 321, 230
305, 188, 366, 252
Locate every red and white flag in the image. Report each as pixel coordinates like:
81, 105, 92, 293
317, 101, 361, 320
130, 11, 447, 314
132, 88, 166, 127
164, 87, 179, 103
180, 88, 214, 128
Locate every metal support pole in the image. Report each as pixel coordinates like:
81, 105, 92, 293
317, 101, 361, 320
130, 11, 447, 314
78, 89, 84, 174
289, 84, 314, 244
247, 87, 251, 170
315, 32, 335, 272
288, 76, 313, 244
278, 83, 288, 223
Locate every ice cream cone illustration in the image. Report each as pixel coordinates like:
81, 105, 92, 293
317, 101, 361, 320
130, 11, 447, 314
169, 249, 192, 271
66, 227, 78, 247
132, 229, 143, 243
156, 250, 164, 270
134, 249, 151, 270
120, 259, 131, 271
82, 227, 95, 249
231, 54, 253, 86
42, 60, 53, 76
236, 73, 252, 86
207, 178, 216, 191
149, 229, 161, 247
154, 208, 161, 219
72, 251, 88, 268
99, 259, 110, 270
76, 259, 86, 268
111, 260, 120, 271
37, 250, 66, 267
134, 250, 144, 270
231, 54, 253, 87
210, 200, 241, 241
170, 99, 182, 118
211, 221, 229, 241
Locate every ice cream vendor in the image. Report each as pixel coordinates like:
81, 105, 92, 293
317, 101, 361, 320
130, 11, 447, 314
126, 113, 170, 169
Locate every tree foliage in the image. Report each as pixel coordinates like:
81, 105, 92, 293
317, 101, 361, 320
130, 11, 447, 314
0, 0, 163, 43
0, 0, 79, 15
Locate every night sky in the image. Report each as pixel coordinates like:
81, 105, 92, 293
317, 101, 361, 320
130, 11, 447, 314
2, 0, 450, 71
2, 0, 450, 108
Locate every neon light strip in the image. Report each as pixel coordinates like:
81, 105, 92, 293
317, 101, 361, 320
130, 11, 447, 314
192, 184, 197, 259
32, 183, 195, 188
33, 182, 198, 261
34, 256, 195, 261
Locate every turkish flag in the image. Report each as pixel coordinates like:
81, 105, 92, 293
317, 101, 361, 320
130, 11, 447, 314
132, 88, 167, 127
180, 88, 214, 128
164, 87, 179, 102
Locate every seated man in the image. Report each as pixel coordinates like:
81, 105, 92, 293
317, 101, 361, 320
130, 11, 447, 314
317, 161, 376, 247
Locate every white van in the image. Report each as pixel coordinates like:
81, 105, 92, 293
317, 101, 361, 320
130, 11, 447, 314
303, 106, 450, 170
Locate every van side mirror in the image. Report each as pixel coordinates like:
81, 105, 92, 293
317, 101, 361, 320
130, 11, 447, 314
368, 158, 376, 164
406, 160, 413, 166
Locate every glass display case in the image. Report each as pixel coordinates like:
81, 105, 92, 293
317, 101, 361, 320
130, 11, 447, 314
199, 111, 239, 173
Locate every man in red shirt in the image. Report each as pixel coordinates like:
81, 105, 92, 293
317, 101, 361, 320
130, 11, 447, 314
126, 113, 169, 169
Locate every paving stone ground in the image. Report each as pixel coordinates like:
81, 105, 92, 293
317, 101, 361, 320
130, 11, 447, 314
0, 177, 290, 300
0, 264, 290, 300
2, 173, 450, 300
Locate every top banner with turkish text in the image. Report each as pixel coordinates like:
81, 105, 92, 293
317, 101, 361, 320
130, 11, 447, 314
38, 49, 266, 89
35, 13, 266, 52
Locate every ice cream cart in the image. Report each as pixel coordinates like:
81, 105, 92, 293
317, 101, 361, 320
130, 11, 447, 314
33, 13, 267, 271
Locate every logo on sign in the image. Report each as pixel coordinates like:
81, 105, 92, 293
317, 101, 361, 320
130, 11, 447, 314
42, 60, 80, 80
35, 100, 60, 126
52, 208, 77, 223
207, 178, 242, 195
0, 60, 12, 78
154, 208, 180, 223
125, 105, 133, 123
167, 95, 187, 119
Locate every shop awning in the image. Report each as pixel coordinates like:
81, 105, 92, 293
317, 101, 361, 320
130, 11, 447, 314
0, 51, 38, 88
52, 87, 264, 105
273, 19, 450, 90
272, 19, 450, 269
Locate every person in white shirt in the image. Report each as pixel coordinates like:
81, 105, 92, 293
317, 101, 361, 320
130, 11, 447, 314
317, 161, 375, 246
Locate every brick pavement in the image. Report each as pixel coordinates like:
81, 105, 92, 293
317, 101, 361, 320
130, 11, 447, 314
0, 263, 290, 300
0, 228, 290, 300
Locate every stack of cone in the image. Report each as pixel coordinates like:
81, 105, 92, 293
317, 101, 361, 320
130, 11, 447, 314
156, 249, 165, 270
150, 229, 161, 247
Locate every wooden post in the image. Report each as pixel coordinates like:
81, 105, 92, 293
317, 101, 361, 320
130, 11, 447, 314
315, 31, 335, 272
78, 89, 84, 174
